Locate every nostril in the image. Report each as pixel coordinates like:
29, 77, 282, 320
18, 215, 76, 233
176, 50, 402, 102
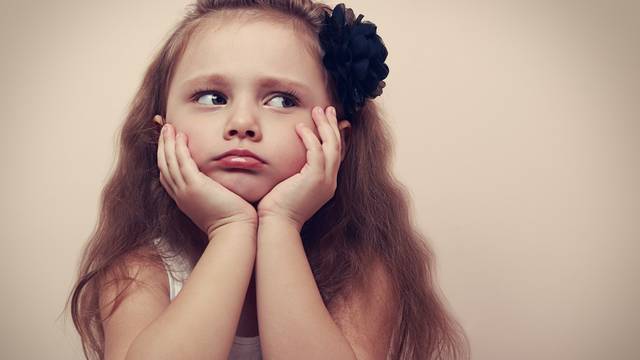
247, 130, 255, 137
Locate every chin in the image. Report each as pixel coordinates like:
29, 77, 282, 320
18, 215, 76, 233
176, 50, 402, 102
236, 188, 268, 205
214, 174, 271, 204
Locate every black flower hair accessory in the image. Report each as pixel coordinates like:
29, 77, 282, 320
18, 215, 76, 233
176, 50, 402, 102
319, 3, 390, 121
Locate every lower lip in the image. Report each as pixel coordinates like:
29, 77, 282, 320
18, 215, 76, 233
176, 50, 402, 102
216, 156, 264, 169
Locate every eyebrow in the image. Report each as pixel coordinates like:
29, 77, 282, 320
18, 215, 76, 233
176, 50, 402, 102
181, 73, 311, 94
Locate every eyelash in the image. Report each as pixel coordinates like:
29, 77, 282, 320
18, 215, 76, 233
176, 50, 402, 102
190, 88, 301, 107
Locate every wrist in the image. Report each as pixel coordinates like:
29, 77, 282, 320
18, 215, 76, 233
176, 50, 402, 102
258, 215, 302, 233
207, 220, 258, 242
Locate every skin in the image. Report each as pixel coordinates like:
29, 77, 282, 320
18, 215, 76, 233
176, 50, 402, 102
154, 12, 353, 340
155, 14, 350, 214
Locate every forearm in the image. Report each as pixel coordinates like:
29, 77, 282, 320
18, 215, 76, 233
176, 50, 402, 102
255, 217, 356, 360
126, 223, 257, 360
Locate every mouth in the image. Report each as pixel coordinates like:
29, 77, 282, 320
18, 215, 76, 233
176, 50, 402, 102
214, 148, 266, 164
216, 155, 265, 170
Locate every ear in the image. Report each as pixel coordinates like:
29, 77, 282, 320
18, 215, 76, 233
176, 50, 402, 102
338, 120, 351, 162
153, 115, 165, 126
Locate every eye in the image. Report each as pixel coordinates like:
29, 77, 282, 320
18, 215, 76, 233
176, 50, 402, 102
192, 90, 227, 106
266, 92, 299, 108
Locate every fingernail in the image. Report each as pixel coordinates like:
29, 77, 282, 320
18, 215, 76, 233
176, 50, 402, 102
314, 106, 323, 115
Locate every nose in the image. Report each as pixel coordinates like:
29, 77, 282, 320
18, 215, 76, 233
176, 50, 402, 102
223, 102, 262, 141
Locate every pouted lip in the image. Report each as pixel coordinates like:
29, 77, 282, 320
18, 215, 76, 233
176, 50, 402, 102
213, 148, 266, 163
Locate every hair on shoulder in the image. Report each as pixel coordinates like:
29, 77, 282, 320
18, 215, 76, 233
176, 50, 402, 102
65, 1, 470, 359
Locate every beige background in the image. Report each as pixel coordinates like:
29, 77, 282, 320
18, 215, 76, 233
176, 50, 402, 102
1, 0, 638, 359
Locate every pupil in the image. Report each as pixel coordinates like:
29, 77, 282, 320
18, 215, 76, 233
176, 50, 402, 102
213, 95, 223, 104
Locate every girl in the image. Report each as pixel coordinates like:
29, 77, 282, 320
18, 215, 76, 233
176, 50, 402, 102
68, 1, 470, 359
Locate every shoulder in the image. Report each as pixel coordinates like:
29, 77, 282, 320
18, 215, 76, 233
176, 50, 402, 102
98, 245, 170, 359
328, 258, 398, 359
98, 245, 169, 323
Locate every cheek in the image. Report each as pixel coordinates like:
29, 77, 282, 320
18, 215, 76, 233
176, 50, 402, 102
276, 134, 308, 176
181, 131, 212, 167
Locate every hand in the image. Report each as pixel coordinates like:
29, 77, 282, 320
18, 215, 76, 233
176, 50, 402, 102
256, 106, 346, 231
156, 116, 257, 236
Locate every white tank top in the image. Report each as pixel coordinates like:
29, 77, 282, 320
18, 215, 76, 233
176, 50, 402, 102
153, 238, 262, 360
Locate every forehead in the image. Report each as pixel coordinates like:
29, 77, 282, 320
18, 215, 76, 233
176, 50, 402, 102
174, 12, 325, 87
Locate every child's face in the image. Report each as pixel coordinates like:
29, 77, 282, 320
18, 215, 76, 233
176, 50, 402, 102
164, 15, 334, 204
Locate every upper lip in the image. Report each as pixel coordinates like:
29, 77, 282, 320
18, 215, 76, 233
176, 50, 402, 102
214, 148, 266, 163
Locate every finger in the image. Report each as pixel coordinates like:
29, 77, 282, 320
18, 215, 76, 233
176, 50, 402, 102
326, 106, 341, 141
159, 171, 176, 199
322, 106, 342, 176
313, 107, 340, 177
174, 131, 200, 185
296, 122, 324, 174
312, 106, 339, 149
157, 123, 176, 193
163, 124, 186, 189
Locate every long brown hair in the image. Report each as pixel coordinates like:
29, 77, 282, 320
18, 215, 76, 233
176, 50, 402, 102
65, 1, 471, 359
